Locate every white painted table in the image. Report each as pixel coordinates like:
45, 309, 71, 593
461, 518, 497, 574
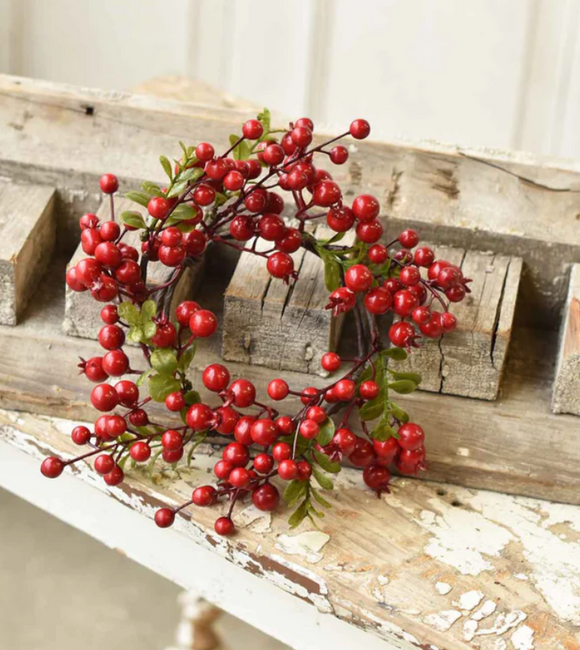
1, 410, 579, 650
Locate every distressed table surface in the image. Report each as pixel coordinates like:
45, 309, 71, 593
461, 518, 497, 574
0, 409, 578, 650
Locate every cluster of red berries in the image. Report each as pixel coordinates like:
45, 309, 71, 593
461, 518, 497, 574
43, 112, 465, 536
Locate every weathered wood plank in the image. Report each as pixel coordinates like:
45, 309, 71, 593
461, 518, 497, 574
2, 409, 579, 650
1, 254, 579, 506
404, 245, 522, 400
0, 181, 56, 325
63, 198, 204, 340
552, 264, 580, 415
223, 226, 347, 375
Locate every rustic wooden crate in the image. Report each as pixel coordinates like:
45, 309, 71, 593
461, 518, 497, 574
0, 182, 56, 325
222, 226, 348, 375
404, 244, 522, 400
64, 197, 204, 339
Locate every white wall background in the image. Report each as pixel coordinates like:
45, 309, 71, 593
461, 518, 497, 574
0, 0, 579, 158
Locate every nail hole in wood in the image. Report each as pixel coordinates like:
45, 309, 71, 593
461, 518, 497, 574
451, 499, 462, 507
84, 105, 95, 116
436, 488, 447, 496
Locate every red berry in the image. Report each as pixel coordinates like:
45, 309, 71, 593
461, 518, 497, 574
193, 184, 215, 207
251, 419, 278, 446
186, 403, 214, 431
364, 287, 392, 314
278, 459, 298, 480
195, 142, 215, 161
99, 221, 120, 242
295, 117, 314, 130
162, 448, 184, 464
414, 247, 435, 268
229, 379, 256, 408
259, 214, 286, 241
223, 170, 245, 191
91, 274, 119, 302
80, 228, 102, 255
105, 415, 126, 440
291, 126, 313, 148
296, 461, 312, 481
148, 197, 172, 220
242, 119, 264, 140
130, 441, 152, 463
299, 419, 319, 439
150, 322, 177, 348
398, 229, 419, 249
388, 321, 417, 348
254, 453, 274, 474
190, 310, 218, 338
287, 169, 309, 191
99, 174, 119, 194
300, 386, 319, 405
129, 409, 148, 427
203, 364, 230, 392
334, 379, 356, 401
267, 378, 289, 401
104, 465, 124, 486
350, 119, 370, 140
330, 145, 349, 165
360, 380, 379, 400
333, 428, 356, 455
214, 459, 233, 480
205, 158, 228, 181
223, 442, 249, 467
229, 467, 251, 488
215, 406, 239, 435
183, 230, 207, 256
345, 264, 373, 292
428, 260, 451, 281
102, 349, 129, 376
276, 228, 302, 253
368, 244, 388, 264
162, 429, 184, 451
94, 454, 115, 475
262, 143, 285, 166
175, 300, 200, 327
276, 416, 294, 435
230, 215, 255, 241
71, 426, 91, 445
356, 219, 383, 243
412, 306, 431, 325
352, 195, 380, 222
66, 267, 88, 292
384, 278, 402, 294
159, 244, 186, 267
94, 416, 110, 439
215, 517, 235, 536
115, 380, 139, 407
393, 290, 419, 317
252, 484, 280, 511
98, 324, 125, 350
91, 384, 119, 411
321, 352, 341, 372
306, 405, 327, 424
350, 437, 375, 467
373, 437, 399, 463
76, 258, 103, 286
398, 423, 425, 451
363, 465, 391, 493
192, 485, 217, 506
41, 456, 64, 478
267, 252, 294, 279
399, 266, 421, 287
80, 213, 99, 230
420, 313, 443, 338
155, 508, 175, 528
437, 266, 462, 290
161, 227, 182, 247
312, 181, 342, 207
441, 312, 457, 332
234, 415, 255, 446
244, 189, 267, 213
82, 357, 108, 382
272, 442, 291, 462
446, 285, 467, 302
165, 391, 185, 412
100, 304, 119, 324
326, 206, 355, 233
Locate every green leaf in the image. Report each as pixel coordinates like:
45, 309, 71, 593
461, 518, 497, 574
136, 368, 155, 387
288, 500, 309, 529
316, 418, 335, 447
141, 181, 164, 197
160, 155, 173, 180
177, 345, 196, 372
141, 300, 157, 323
127, 326, 144, 344
324, 257, 341, 292
184, 390, 201, 405
117, 301, 140, 326
167, 180, 189, 198
388, 380, 417, 395
311, 487, 332, 508
179, 166, 204, 183
229, 134, 252, 161
283, 480, 307, 506
381, 347, 408, 361
370, 417, 397, 441
389, 401, 410, 424
313, 450, 341, 474
151, 349, 178, 375
125, 191, 150, 208
388, 369, 422, 386
148, 374, 181, 402
257, 107, 271, 135
120, 211, 147, 230
171, 203, 197, 221
279, 434, 309, 456
312, 468, 334, 490
359, 387, 388, 421
142, 320, 157, 340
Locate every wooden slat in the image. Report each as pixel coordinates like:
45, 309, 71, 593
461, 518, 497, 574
2, 409, 579, 650
64, 198, 205, 340
0, 181, 56, 325
404, 245, 522, 400
222, 226, 347, 375
552, 263, 580, 415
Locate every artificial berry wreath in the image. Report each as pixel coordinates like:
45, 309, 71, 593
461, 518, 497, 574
41, 111, 470, 536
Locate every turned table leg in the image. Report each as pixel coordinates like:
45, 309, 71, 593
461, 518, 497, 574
165, 591, 225, 650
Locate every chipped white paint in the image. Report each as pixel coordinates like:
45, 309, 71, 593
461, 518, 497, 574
237, 505, 272, 534
456, 447, 470, 457
514, 573, 529, 581
494, 640, 507, 650
471, 600, 497, 621
511, 625, 535, 650
453, 590, 484, 611
377, 575, 390, 585
275, 531, 330, 564
423, 610, 462, 632
462, 619, 478, 641
475, 610, 527, 637
435, 582, 452, 595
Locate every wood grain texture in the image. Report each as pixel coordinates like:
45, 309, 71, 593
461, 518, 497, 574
1, 254, 579, 506
63, 197, 204, 340
223, 226, 347, 375
552, 264, 580, 415
0, 181, 56, 325
2, 408, 579, 650
404, 245, 522, 400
